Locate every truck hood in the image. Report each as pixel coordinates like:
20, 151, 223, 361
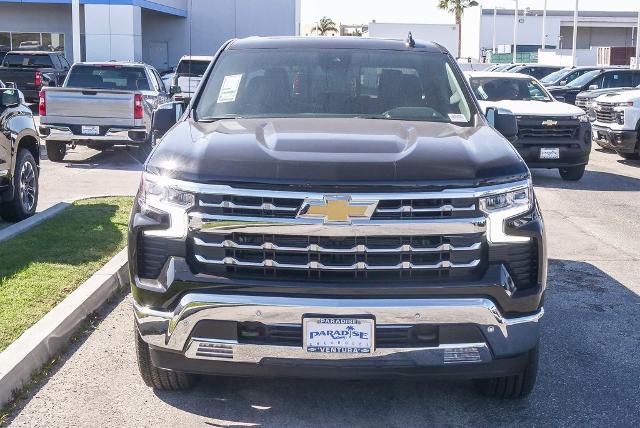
595, 89, 640, 103
577, 87, 635, 100
477, 100, 584, 116
147, 117, 528, 190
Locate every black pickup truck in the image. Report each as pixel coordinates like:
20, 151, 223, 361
130, 37, 547, 399
0, 51, 70, 103
0, 86, 40, 220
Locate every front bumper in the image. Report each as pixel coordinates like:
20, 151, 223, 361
592, 125, 638, 153
512, 122, 591, 168
39, 125, 147, 145
134, 293, 543, 377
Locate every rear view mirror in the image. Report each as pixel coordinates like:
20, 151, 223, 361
486, 107, 518, 139
0, 88, 20, 108
151, 101, 182, 138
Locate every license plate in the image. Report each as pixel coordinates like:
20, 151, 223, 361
303, 316, 374, 354
540, 148, 560, 159
81, 125, 100, 135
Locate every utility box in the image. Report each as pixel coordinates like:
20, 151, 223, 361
597, 47, 636, 66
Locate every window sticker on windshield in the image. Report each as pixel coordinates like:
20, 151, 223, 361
448, 113, 467, 122
217, 74, 243, 103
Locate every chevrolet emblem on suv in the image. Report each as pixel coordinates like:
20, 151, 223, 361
541, 119, 558, 127
297, 196, 377, 223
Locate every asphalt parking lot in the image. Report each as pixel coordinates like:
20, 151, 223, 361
5, 146, 640, 427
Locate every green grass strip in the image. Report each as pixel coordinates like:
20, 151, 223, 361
0, 197, 133, 352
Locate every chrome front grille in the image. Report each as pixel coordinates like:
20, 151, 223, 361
185, 183, 493, 283
190, 232, 484, 282
595, 103, 616, 123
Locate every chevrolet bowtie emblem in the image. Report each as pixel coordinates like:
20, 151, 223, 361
298, 196, 377, 224
541, 119, 558, 127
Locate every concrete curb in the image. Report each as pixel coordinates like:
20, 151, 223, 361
0, 247, 129, 407
0, 202, 71, 243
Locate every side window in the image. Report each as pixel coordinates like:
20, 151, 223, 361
602, 71, 632, 88
632, 71, 640, 87
50, 55, 61, 69
146, 68, 160, 91
60, 55, 70, 69
152, 70, 165, 92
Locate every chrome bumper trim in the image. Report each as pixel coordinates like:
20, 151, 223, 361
41, 126, 146, 143
134, 294, 543, 359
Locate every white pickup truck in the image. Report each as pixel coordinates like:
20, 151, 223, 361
39, 62, 170, 161
592, 90, 640, 159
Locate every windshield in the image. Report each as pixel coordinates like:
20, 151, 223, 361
195, 48, 473, 123
469, 76, 552, 102
176, 60, 210, 76
3, 53, 52, 68
566, 70, 600, 88
540, 68, 569, 84
66, 65, 150, 90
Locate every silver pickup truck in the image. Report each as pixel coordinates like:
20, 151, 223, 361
39, 62, 170, 161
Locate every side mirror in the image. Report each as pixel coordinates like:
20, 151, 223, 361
151, 101, 182, 138
555, 95, 566, 103
5, 81, 16, 89
486, 107, 518, 139
169, 85, 181, 95
0, 88, 20, 108
559, 80, 567, 86
588, 84, 598, 90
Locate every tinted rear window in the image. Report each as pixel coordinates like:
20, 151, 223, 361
176, 60, 210, 76
66, 65, 150, 90
3, 53, 53, 68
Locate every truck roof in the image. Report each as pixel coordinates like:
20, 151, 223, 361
6, 50, 60, 55
227, 36, 446, 53
179, 55, 213, 61
466, 71, 535, 80
72, 61, 147, 67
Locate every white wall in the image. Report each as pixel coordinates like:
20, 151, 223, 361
141, 0, 299, 70
537, 48, 598, 66
85, 4, 142, 62
367, 22, 458, 56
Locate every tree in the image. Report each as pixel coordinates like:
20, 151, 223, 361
437, 0, 479, 58
311, 17, 338, 36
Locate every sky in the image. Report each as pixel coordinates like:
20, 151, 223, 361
301, 0, 640, 25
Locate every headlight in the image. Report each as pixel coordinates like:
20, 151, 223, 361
138, 172, 194, 238
615, 102, 634, 107
140, 172, 195, 209
480, 185, 532, 214
480, 182, 533, 244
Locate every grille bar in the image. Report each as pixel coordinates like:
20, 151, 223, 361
376, 204, 476, 214
193, 237, 481, 254
194, 255, 481, 271
200, 200, 299, 212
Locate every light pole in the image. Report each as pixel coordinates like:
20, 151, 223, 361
635, 9, 640, 69
541, 0, 547, 49
493, 7, 498, 54
513, 0, 518, 63
572, 0, 579, 66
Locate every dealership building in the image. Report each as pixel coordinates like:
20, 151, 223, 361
0, 0, 301, 70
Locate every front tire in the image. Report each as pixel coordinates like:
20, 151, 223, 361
46, 140, 66, 162
0, 148, 39, 222
559, 165, 586, 181
135, 325, 193, 391
474, 344, 539, 399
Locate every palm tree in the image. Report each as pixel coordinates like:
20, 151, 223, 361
437, 0, 479, 58
311, 17, 338, 36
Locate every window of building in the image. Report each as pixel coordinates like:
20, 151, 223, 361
0, 32, 65, 53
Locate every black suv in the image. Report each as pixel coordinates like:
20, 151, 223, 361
547, 68, 640, 105
0, 85, 40, 221
130, 37, 547, 398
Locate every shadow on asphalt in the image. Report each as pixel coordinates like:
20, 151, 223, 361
532, 168, 640, 191
56, 146, 148, 170
147, 259, 640, 427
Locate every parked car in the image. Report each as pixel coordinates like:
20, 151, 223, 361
575, 85, 637, 119
0, 51, 70, 103
540, 66, 613, 87
547, 68, 640, 105
508, 64, 563, 80
131, 36, 547, 399
591, 89, 640, 158
0, 86, 40, 221
467, 72, 591, 180
171, 55, 212, 98
39, 62, 170, 161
